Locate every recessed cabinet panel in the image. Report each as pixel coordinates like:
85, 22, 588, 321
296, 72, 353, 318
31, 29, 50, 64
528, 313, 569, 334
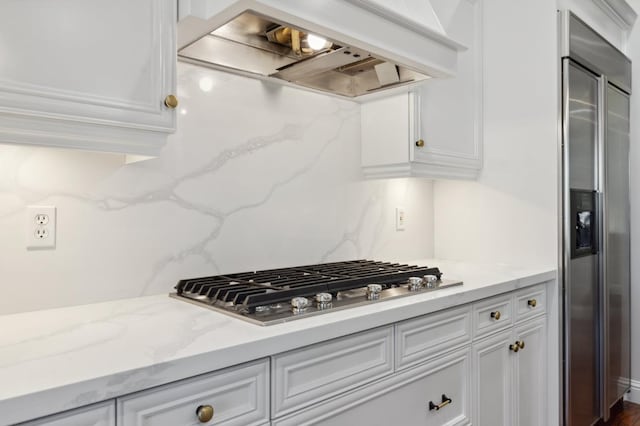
272, 326, 394, 417
514, 318, 547, 426
0, 0, 176, 155
273, 347, 471, 426
395, 305, 472, 370
18, 401, 115, 426
117, 359, 269, 426
513, 285, 546, 323
472, 294, 513, 339
472, 329, 513, 426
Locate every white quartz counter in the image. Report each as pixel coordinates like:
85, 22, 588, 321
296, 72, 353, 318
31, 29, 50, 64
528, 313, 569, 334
0, 259, 555, 425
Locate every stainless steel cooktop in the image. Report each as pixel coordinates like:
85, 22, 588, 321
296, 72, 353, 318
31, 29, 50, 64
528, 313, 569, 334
170, 260, 462, 326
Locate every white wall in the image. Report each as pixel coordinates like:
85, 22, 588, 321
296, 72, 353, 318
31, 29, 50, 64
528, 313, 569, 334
0, 62, 435, 315
625, 0, 640, 402
433, 0, 558, 268
431, 1, 560, 423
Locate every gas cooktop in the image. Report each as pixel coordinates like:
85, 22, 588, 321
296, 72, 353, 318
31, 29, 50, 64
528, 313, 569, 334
170, 260, 463, 325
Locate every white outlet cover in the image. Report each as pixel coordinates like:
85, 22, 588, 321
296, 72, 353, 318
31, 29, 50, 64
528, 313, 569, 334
26, 205, 56, 249
396, 207, 406, 231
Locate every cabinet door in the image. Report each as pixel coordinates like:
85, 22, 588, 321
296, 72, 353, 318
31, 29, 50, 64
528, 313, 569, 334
18, 401, 115, 426
0, 0, 176, 155
513, 318, 547, 426
274, 347, 471, 426
472, 329, 513, 426
117, 359, 269, 426
411, 0, 482, 177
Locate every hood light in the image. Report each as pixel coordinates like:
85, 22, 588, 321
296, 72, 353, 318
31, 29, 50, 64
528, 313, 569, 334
307, 34, 327, 51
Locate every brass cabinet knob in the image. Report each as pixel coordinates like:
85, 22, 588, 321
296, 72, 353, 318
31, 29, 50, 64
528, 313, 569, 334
196, 405, 214, 423
490, 311, 501, 320
164, 94, 179, 109
528, 299, 537, 308
509, 343, 520, 353
516, 340, 525, 349
415, 139, 425, 147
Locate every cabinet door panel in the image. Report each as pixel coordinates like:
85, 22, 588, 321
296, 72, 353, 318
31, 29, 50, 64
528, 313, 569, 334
272, 326, 393, 417
274, 347, 471, 426
117, 359, 269, 426
0, 0, 176, 154
18, 401, 115, 426
0, 0, 175, 127
472, 329, 513, 426
472, 293, 513, 339
412, 0, 482, 171
514, 318, 547, 426
395, 305, 472, 370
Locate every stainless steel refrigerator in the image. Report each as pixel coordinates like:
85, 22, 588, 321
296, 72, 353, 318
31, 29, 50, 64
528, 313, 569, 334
561, 12, 632, 426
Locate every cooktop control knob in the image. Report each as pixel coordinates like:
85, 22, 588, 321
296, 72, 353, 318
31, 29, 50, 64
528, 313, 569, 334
424, 275, 439, 289
407, 277, 424, 292
366, 284, 383, 300
291, 297, 310, 314
315, 293, 333, 310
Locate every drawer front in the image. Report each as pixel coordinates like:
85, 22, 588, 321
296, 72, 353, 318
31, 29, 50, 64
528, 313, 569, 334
18, 401, 115, 426
514, 285, 546, 323
272, 326, 393, 418
118, 359, 269, 426
396, 305, 472, 370
273, 347, 471, 426
473, 294, 513, 338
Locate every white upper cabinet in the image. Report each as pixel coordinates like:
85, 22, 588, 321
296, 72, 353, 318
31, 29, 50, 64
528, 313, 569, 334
361, 0, 483, 179
0, 0, 177, 156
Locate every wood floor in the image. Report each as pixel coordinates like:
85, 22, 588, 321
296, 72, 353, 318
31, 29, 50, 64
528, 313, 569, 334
604, 401, 640, 425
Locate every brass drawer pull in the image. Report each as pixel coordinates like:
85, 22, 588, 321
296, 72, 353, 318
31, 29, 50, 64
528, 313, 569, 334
490, 310, 501, 320
196, 405, 214, 423
429, 394, 452, 411
415, 139, 425, 147
516, 340, 525, 349
509, 343, 520, 353
528, 299, 537, 308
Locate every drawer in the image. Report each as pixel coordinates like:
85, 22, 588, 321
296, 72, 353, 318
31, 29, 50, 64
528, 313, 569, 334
18, 401, 115, 426
117, 359, 269, 426
473, 293, 513, 338
395, 305, 472, 370
273, 347, 471, 426
514, 284, 546, 323
271, 326, 393, 418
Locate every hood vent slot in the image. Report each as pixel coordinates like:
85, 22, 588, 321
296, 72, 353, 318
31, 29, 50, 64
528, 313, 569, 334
178, 1, 465, 99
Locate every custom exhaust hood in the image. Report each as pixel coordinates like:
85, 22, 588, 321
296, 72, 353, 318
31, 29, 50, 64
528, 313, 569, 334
177, 0, 466, 98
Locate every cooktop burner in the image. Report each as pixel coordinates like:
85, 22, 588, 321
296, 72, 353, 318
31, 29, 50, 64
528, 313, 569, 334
170, 260, 463, 325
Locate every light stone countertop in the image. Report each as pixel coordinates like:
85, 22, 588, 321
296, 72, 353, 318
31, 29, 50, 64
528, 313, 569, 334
0, 259, 556, 425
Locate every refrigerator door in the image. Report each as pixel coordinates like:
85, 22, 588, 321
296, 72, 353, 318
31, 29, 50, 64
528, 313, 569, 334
604, 84, 631, 411
563, 59, 601, 426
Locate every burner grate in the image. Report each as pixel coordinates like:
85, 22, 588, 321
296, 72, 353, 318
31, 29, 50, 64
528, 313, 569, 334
176, 260, 442, 311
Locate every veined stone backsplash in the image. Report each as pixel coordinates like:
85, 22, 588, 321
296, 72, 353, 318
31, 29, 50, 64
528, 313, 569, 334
0, 63, 435, 315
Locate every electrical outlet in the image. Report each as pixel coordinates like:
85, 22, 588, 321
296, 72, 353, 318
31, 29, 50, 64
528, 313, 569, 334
26, 205, 56, 249
396, 207, 406, 231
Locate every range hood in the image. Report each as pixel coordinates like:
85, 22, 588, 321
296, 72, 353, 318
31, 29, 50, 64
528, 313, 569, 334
177, 0, 466, 98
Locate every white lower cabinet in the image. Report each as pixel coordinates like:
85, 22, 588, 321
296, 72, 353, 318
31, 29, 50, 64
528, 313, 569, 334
273, 347, 471, 426
18, 401, 115, 426
117, 359, 269, 426
473, 317, 547, 426
514, 318, 547, 426
18, 284, 550, 426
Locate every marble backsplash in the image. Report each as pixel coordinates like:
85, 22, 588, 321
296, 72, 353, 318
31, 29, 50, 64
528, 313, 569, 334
0, 63, 434, 315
